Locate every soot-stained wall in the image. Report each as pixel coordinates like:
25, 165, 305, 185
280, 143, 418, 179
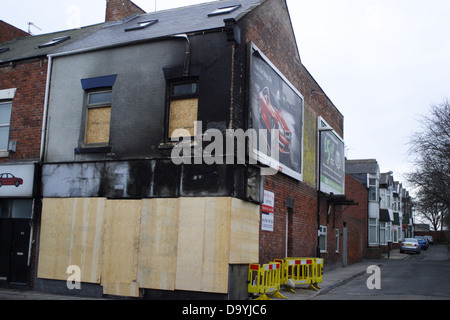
42, 31, 254, 200
45, 32, 232, 163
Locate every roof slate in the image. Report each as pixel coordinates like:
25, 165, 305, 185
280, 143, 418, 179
50, 0, 264, 55
0, 24, 102, 64
0, 0, 264, 64
345, 159, 380, 175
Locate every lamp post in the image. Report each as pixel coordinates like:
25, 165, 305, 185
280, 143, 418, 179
317, 126, 334, 258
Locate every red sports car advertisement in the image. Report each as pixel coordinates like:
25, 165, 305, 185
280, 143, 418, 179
249, 44, 304, 181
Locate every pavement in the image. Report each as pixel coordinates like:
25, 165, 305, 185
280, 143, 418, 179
278, 248, 408, 300
0, 249, 408, 301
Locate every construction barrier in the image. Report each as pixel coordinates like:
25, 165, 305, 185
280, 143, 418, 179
274, 258, 324, 292
248, 262, 288, 300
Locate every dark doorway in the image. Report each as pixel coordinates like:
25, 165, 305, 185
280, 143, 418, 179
0, 219, 31, 286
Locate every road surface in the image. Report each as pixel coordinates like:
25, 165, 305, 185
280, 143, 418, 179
313, 244, 450, 300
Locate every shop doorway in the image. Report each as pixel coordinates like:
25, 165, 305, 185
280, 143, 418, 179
0, 219, 31, 285
0, 199, 33, 286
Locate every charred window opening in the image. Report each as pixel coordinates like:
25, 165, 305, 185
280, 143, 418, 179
167, 79, 199, 139
85, 90, 112, 145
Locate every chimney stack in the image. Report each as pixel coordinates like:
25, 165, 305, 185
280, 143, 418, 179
105, 0, 146, 23
0, 20, 30, 44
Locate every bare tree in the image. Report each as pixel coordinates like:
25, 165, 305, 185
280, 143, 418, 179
406, 99, 450, 230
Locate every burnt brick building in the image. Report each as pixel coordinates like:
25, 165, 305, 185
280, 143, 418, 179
2, 0, 368, 299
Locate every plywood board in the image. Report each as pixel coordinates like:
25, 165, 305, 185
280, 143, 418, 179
38, 198, 74, 281
201, 198, 231, 293
102, 281, 140, 298
38, 198, 106, 283
175, 198, 205, 291
102, 200, 141, 297
68, 198, 105, 284
169, 98, 198, 138
138, 198, 180, 290
175, 198, 231, 294
229, 198, 260, 264
86, 107, 111, 144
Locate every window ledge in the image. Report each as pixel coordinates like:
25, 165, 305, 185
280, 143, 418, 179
75, 146, 112, 154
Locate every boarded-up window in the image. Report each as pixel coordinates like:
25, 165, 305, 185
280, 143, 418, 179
168, 81, 198, 139
86, 91, 112, 145
169, 98, 198, 138
86, 107, 111, 144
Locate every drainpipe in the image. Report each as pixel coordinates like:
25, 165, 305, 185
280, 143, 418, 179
172, 34, 191, 77
40, 55, 52, 163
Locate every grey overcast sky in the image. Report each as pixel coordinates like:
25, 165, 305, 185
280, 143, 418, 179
2, 0, 450, 185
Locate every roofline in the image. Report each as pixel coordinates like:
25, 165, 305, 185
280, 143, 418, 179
234, 0, 268, 21
302, 64, 344, 119
0, 23, 102, 65
48, 27, 226, 58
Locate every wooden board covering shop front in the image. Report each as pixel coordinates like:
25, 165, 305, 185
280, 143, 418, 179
101, 200, 142, 297
37, 197, 260, 297
37, 198, 105, 283
175, 198, 231, 294
138, 198, 180, 291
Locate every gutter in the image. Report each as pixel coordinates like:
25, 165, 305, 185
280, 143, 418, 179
47, 28, 223, 59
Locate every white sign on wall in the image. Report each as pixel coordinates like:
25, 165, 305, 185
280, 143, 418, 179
0, 163, 35, 198
261, 213, 274, 232
261, 190, 275, 232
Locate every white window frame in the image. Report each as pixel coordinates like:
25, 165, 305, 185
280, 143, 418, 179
368, 177, 378, 202
386, 222, 392, 243
369, 218, 378, 246
0, 100, 12, 153
84, 90, 112, 146
380, 221, 387, 245
393, 227, 399, 243
319, 225, 327, 253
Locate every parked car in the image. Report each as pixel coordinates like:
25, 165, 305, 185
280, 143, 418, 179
0, 173, 23, 187
400, 238, 421, 254
424, 235, 434, 245
414, 236, 429, 250
259, 87, 293, 154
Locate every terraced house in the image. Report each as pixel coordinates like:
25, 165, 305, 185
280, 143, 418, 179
0, 19, 101, 288
2, 0, 370, 300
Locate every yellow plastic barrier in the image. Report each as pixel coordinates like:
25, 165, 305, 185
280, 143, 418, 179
275, 258, 324, 292
248, 262, 288, 300
313, 258, 324, 289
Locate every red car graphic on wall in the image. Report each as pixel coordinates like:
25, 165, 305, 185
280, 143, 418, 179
259, 87, 292, 154
0, 173, 23, 187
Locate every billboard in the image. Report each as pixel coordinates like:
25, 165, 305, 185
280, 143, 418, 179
249, 43, 304, 181
318, 117, 345, 195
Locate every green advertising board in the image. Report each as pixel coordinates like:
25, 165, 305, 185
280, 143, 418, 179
319, 117, 345, 195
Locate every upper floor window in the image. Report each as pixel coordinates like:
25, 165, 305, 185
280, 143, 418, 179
369, 178, 378, 202
78, 75, 117, 152
85, 90, 112, 145
0, 101, 12, 151
167, 79, 199, 139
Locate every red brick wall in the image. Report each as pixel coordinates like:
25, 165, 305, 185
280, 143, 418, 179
105, 0, 146, 22
317, 174, 368, 268
0, 20, 30, 44
260, 175, 318, 264
236, 0, 346, 265
0, 58, 47, 162
343, 174, 368, 264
